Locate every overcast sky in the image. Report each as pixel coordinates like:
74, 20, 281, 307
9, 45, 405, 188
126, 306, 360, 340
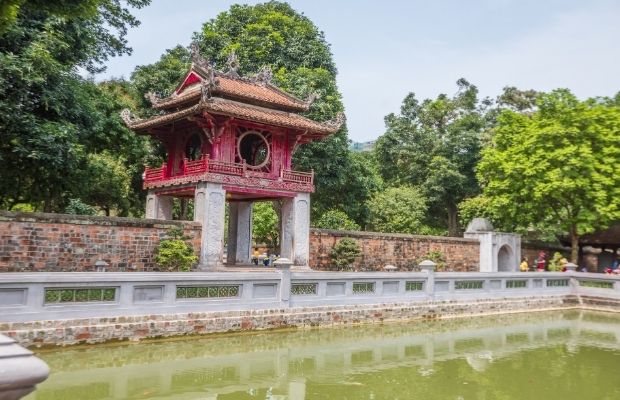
98, 0, 620, 142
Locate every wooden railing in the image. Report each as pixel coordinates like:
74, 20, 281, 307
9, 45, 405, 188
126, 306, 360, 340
208, 160, 245, 176
144, 164, 167, 183
183, 157, 208, 175
281, 168, 314, 184
144, 159, 313, 186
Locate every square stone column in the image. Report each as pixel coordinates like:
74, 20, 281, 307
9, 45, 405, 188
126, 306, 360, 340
194, 182, 226, 270
145, 192, 173, 220
226, 201, 253, 265
280, 193, 310, 268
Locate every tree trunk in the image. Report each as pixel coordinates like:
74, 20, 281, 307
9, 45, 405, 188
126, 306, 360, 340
570, 226, 579, 264
447, 204, 459, 237
180, 198, 188, 220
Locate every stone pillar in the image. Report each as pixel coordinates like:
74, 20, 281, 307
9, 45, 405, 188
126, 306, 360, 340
226, 201, 253, 265
0, 334, 49, 400
194, 182, 226, 270
419, 259, 436, 299
280, 193, 310, 268
274, 257, 292, 307
146, 191, 173, 220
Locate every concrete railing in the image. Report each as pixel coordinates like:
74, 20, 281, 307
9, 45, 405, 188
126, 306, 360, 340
1, 260, 619, 323
0, 334, 49, 399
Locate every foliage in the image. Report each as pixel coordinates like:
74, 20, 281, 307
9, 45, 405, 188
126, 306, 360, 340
314, 209, 361, 231
478, 89, 620, 261
0, 1, 150, 214
547, 252, 566, 272
373, 79, 487, 235
64, 198, 97, 215
252, 202, 279, 249
330, 238, 361, 271
418, 250, 447, 271
154, 228, 197, 271
367, 186, 429, 235
80, 152, 131, 216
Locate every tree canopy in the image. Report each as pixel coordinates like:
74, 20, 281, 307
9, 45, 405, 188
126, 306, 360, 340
477, 89, 620, 261
373, 79, 487, 235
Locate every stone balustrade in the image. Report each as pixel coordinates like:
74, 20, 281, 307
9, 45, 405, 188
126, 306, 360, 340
1, 265, 619, 324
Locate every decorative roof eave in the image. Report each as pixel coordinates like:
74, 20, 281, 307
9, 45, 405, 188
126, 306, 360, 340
121, 97, 344, 136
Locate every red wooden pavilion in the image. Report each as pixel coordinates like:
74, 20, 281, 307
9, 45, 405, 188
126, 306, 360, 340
122, 48, 343, 269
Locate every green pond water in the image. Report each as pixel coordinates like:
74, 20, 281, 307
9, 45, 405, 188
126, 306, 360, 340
26, 311, 620, 400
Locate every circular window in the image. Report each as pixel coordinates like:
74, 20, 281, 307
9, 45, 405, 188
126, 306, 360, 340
185, 133, 203, 160
238, 131, 270, 168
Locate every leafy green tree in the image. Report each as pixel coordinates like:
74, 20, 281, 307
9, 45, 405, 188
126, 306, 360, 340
478, 89, 620, 262
81, 152, 131, 216
0, 1, 150, 212
314, 209, 361, 231
374, 79, 487, 235
252, 201, 279, 250
367, 186, 429, 235
64, 198, 97, 216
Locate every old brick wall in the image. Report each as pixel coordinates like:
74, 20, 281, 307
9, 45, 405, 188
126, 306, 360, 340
0, 211, 201, 272
309, 228, 480, 271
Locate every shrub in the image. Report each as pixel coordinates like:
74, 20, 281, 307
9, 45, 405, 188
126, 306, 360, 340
548, 252, 566, 272
314, 209, 361, 231
155, 228, 197, 272
417, 250, 447, 271
330, 237, 361, 271
65, 198, 97, 215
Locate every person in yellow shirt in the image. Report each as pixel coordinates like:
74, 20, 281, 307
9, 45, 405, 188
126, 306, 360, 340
252, 248, 260, 265
519, 258, 529, 272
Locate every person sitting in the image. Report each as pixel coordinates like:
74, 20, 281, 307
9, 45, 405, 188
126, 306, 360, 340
252, 248, 260, 265
519, 258, 529, 272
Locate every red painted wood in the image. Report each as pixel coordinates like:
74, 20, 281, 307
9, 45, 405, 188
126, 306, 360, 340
223, 186, 297, 198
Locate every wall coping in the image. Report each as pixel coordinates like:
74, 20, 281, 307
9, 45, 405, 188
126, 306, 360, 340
310, 227, 479, 244
0, 211, 201, 230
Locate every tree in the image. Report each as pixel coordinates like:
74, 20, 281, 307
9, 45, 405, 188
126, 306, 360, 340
477, 89, 620, 262
367, 186, 429, 235
373, 79, 487, 235
81, 152, 131, 216
252, 201, 279, 250
314, 209, 361, 231
0, 1, 150, 212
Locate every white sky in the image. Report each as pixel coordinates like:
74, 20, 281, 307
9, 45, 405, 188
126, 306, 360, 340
98, 0, 620, 142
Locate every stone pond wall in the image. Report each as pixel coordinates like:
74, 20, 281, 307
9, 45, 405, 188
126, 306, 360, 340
309, 228, 480, 271
0, 212, 201, 272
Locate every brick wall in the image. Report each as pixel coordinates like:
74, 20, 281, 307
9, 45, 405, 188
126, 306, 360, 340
0, 212, 201, 272
309, 228, 480, 271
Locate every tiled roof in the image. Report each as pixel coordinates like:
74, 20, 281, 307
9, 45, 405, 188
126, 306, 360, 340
128, 97, 343, 136
153, 73, 310, 112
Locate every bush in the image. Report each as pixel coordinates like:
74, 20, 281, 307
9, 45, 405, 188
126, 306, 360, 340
65, 198, 97, 215
417, 250, 447, 271
330, 237, 361, 271
548, 252, 567, 272
314, 209, 361, 231
154, 228, 198, 271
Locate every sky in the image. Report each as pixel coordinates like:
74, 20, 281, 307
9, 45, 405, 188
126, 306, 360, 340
99, 0, 620, 142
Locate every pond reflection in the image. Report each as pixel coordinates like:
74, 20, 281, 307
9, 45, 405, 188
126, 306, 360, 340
27, 311, 620, 400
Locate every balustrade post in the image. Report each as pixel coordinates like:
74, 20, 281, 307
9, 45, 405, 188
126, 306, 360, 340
0, 334, 50, 400
274, 258, 293, 308
419, 260, 436, 300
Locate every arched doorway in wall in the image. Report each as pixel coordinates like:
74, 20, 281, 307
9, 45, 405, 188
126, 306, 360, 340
498, 245, 514, 272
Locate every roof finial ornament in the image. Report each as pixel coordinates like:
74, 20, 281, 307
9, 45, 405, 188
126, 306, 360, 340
200, 79, 213, 104
324, 112, 346, 131
144, 91, 160, 105
190, 42, 211, 71
120, 108, 141, 126
253, 66, 273, 85
225, 49, 240, 78
303, 92, 320, 108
